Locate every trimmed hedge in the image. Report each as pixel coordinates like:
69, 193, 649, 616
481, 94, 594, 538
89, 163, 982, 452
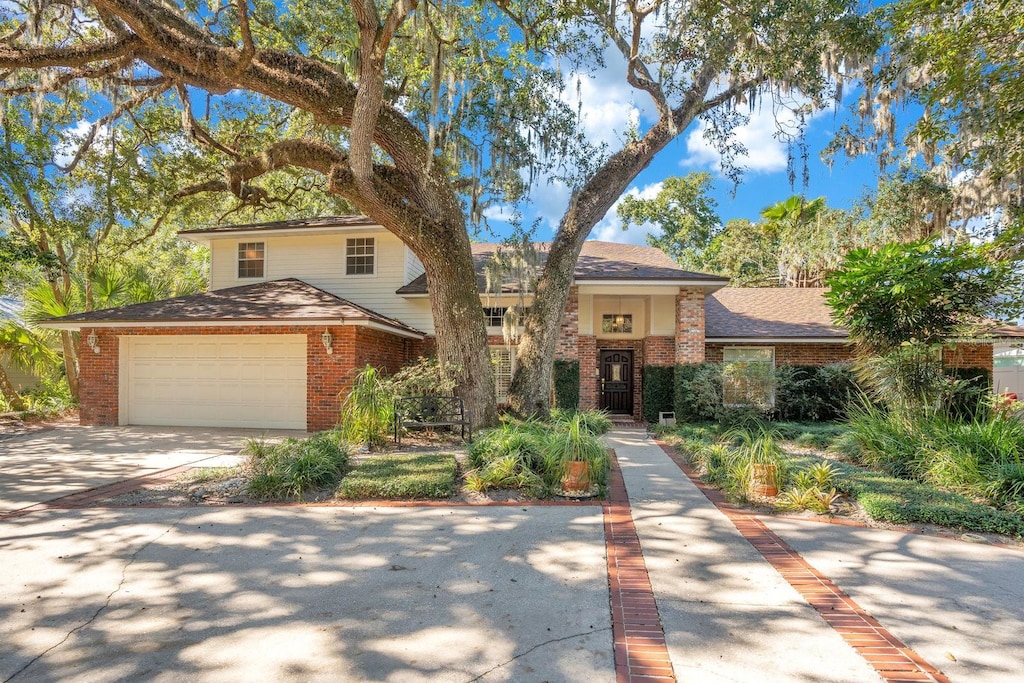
642, 365, 675, 422
671, 362, 857, 423
553, 360, 580, 410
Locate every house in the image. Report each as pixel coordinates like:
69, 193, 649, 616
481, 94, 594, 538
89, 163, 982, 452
40, 216, 1003, 430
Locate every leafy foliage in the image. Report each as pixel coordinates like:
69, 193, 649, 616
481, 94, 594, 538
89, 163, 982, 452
642, 365, 675, 423
244, 431, 350, 499
552, 360, 580, 411
338, 366, 395, 449
826, 239, 1016, 354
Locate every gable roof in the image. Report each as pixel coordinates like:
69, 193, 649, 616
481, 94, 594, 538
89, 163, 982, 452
38, 279, 425, 338
397, 241, 728, 294
705, 288, 847, 340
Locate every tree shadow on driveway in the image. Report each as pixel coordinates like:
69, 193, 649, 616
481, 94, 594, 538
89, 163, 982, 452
0, 505, 613, 682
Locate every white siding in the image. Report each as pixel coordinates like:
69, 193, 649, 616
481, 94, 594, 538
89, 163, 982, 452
405, 247, 425, 284
209, 230, 435, 332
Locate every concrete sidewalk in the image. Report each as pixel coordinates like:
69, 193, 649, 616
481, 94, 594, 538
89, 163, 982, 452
607, 427, 1024, 683
607, 428, 878, 682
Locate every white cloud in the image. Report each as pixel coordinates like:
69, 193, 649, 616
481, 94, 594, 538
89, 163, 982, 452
590, 181, 664, 245
681, 99, 829, 176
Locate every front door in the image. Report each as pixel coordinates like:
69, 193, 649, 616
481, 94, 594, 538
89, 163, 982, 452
600, 350, 633, 414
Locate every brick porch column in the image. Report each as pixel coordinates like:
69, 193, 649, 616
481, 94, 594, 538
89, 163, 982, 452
676, 289, 706, 364
578, 335, 598, 410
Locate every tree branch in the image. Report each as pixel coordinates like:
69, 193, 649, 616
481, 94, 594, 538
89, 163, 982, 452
175, 83, 240, 159
57, 80, 172, 173
0, 35, 141, 69
232, 0, 255, 76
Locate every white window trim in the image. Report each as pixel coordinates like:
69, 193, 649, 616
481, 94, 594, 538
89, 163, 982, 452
722, 346, 776, 408
345, 236, 377, 278
236, 241, 266, 280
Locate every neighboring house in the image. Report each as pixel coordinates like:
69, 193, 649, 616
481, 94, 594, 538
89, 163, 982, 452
40, 216, 1008, 430
1, 297, 40, 393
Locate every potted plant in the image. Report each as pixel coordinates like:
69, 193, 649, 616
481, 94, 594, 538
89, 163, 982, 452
728, 425, 784, 497
544, 412, 609, 494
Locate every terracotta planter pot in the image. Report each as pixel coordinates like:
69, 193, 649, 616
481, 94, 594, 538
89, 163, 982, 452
562, 460, 591, 492
750, 463, 779, 497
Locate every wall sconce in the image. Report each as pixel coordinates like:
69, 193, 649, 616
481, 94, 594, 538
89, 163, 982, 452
86, 330, 101, 355
321, 328, 333, 355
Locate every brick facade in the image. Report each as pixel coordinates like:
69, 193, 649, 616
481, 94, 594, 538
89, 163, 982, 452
943, 343, 993, 372
554, 286, 579, 361
77, 324, 414, 432
676, 290, 705, 364
706, 342, 854, 366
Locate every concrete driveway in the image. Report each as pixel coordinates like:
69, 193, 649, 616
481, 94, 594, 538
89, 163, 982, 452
0, 425, 300, 513
0, 506, 613, 682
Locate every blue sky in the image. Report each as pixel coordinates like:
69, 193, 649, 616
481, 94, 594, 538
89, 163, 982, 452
482, 50, 889, 248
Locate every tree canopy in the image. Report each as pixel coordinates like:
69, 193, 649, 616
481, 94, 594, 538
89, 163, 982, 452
1, 0, 872, 420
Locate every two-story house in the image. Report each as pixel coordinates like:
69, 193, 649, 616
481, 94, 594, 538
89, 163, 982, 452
43, 216, 1002, 431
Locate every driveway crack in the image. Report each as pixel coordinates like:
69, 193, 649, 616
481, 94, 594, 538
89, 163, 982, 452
4, 512, 188, 682
463, 626, 612, 683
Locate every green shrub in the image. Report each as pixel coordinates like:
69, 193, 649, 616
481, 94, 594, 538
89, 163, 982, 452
552, 408, 612, 435
388, 356, 457, 398
244, 431, 350, 499
674, 362, 723, 421
945, 367, 991, 422
541, 411, 610, 488
339, 365, 395, 448
643, 365, 675, 422
553, 360, 580, 411
336, 452, 458, 499
774, 364, 857, 422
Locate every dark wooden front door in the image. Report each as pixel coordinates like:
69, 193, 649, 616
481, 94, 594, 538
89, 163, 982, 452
600, 350, 633, 414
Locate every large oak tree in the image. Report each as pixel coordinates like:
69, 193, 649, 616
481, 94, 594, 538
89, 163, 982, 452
2, 0, 869, 422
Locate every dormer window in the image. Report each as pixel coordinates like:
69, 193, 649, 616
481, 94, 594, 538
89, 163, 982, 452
237, 242, 265, 278
346, 237, 375, 275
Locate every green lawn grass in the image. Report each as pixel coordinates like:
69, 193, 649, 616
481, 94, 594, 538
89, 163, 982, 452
336, 452, 458, 499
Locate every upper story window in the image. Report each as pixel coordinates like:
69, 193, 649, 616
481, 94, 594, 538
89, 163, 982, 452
346, 237, 376, 275
237, 242, 265, 278
602, 313, 633, 334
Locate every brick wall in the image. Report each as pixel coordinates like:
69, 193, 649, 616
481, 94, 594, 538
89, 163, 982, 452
554, 286, 579, 361
645, 336, 675, 367
676, 289, 705, 364
77, 324, 412, 432
944, 343, 993, 372
78, 330, 120, 425
705, 342, 854, 365
578, 335, 598, 410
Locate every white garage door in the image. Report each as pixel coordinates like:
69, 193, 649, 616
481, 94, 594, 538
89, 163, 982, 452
123, 335, 307, 429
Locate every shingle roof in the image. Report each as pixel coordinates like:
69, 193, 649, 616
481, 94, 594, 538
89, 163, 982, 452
40, 279, 424, 336
396, 241, 728, 294
179, 215, 378, 236
705, 288, 847, 339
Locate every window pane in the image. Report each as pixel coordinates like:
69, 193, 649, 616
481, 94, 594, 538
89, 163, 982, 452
237, 242, 264, 278
346, 237, 375, 275
722, 347, 774, 407
601, 314, 632, 333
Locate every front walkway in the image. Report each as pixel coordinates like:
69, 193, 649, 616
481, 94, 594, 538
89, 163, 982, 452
606, 428, 1024, 683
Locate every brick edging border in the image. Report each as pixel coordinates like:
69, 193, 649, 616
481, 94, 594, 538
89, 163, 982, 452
604, 450, 676, 682
655, 439, 951, 683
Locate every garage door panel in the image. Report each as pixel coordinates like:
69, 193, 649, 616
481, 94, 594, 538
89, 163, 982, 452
124, 335, 307, 429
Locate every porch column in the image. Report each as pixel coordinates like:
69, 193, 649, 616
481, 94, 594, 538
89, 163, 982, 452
676, 289, 706, 364
578, 335, 598, 410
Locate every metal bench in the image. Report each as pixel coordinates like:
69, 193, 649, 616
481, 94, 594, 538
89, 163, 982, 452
393, 396, 472, 445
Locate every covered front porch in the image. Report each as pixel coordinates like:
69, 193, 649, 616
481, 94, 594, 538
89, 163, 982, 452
557, 283, 715, 420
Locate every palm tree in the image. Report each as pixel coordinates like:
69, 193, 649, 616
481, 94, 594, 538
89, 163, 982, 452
0, 320, 58, 412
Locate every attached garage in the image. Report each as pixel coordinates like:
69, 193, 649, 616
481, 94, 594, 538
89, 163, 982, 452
121, 335, 307, 429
